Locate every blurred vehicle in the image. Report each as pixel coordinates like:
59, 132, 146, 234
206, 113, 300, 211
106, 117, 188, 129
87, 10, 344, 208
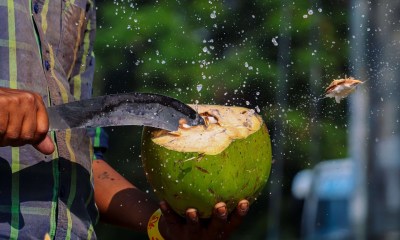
292, 159, 355, 240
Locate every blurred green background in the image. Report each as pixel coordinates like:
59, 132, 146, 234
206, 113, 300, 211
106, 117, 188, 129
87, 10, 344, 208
93, 0, 350, 239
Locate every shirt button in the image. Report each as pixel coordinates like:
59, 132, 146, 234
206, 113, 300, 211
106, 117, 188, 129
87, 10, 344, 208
44, 60, 50, 71
33, 2, 39, 14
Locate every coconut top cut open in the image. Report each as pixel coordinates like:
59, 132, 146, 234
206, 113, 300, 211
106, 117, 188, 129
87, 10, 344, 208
150, 105, 263, 155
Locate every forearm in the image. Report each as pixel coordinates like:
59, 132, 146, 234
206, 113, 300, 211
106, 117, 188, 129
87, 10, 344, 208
93, 159, 159, 232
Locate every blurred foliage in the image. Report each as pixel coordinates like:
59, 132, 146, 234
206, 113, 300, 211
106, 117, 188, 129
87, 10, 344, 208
93, 0, 350, 239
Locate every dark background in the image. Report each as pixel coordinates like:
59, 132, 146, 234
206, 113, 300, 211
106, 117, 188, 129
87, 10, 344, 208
93, 0, 350, 239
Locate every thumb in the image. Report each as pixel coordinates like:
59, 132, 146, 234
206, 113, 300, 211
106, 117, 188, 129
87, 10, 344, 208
34, 135, 55, 155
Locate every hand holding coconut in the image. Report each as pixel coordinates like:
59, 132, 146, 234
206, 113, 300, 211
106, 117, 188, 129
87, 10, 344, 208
157, 199, 249, 240
142, 105, 272, 237
93, 159, 251, 240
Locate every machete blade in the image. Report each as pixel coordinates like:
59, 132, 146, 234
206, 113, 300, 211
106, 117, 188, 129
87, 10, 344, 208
47, 92, 204, 131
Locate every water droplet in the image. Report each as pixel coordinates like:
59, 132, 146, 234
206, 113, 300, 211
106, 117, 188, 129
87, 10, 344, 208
272, 37, 278, 46
196, 84, 203, 92
303, 14, 308, 19
210, 10, 217, 19
308, 9, 314, 15
318, 8, 322, 12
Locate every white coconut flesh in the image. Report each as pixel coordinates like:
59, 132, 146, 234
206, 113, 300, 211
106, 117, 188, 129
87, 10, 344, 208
150, 105, 263, 155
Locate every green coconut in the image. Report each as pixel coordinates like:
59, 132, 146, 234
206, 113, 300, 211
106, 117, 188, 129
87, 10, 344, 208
141, 105, 272, 218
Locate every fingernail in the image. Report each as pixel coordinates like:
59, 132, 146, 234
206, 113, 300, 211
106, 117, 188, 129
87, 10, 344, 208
186, 208, 198, 223
215, 204, 227, 219
238, 201, 249, 216
159, 201, 168, 212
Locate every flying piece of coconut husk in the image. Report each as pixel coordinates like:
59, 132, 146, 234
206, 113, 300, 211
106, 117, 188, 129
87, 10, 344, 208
325, 77, 363, 103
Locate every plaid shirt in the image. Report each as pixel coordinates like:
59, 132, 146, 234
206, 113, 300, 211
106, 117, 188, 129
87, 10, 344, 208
0, 0, 108, 239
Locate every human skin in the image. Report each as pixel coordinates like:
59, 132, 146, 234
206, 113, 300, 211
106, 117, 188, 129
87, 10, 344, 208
0, 87, 54, 154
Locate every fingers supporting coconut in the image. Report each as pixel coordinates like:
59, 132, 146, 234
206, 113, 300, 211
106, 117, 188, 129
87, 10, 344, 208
185, 208, 201, 237
202, 200, 248, 240
158, 200, 250, 240
235, 199, 250, 217
228, 200, 249, 233
160, 201, 182, 225
213, 202, 228, 220
207, 202, 228, 238
159, 201, 200, 240
185, 208, 199, 224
